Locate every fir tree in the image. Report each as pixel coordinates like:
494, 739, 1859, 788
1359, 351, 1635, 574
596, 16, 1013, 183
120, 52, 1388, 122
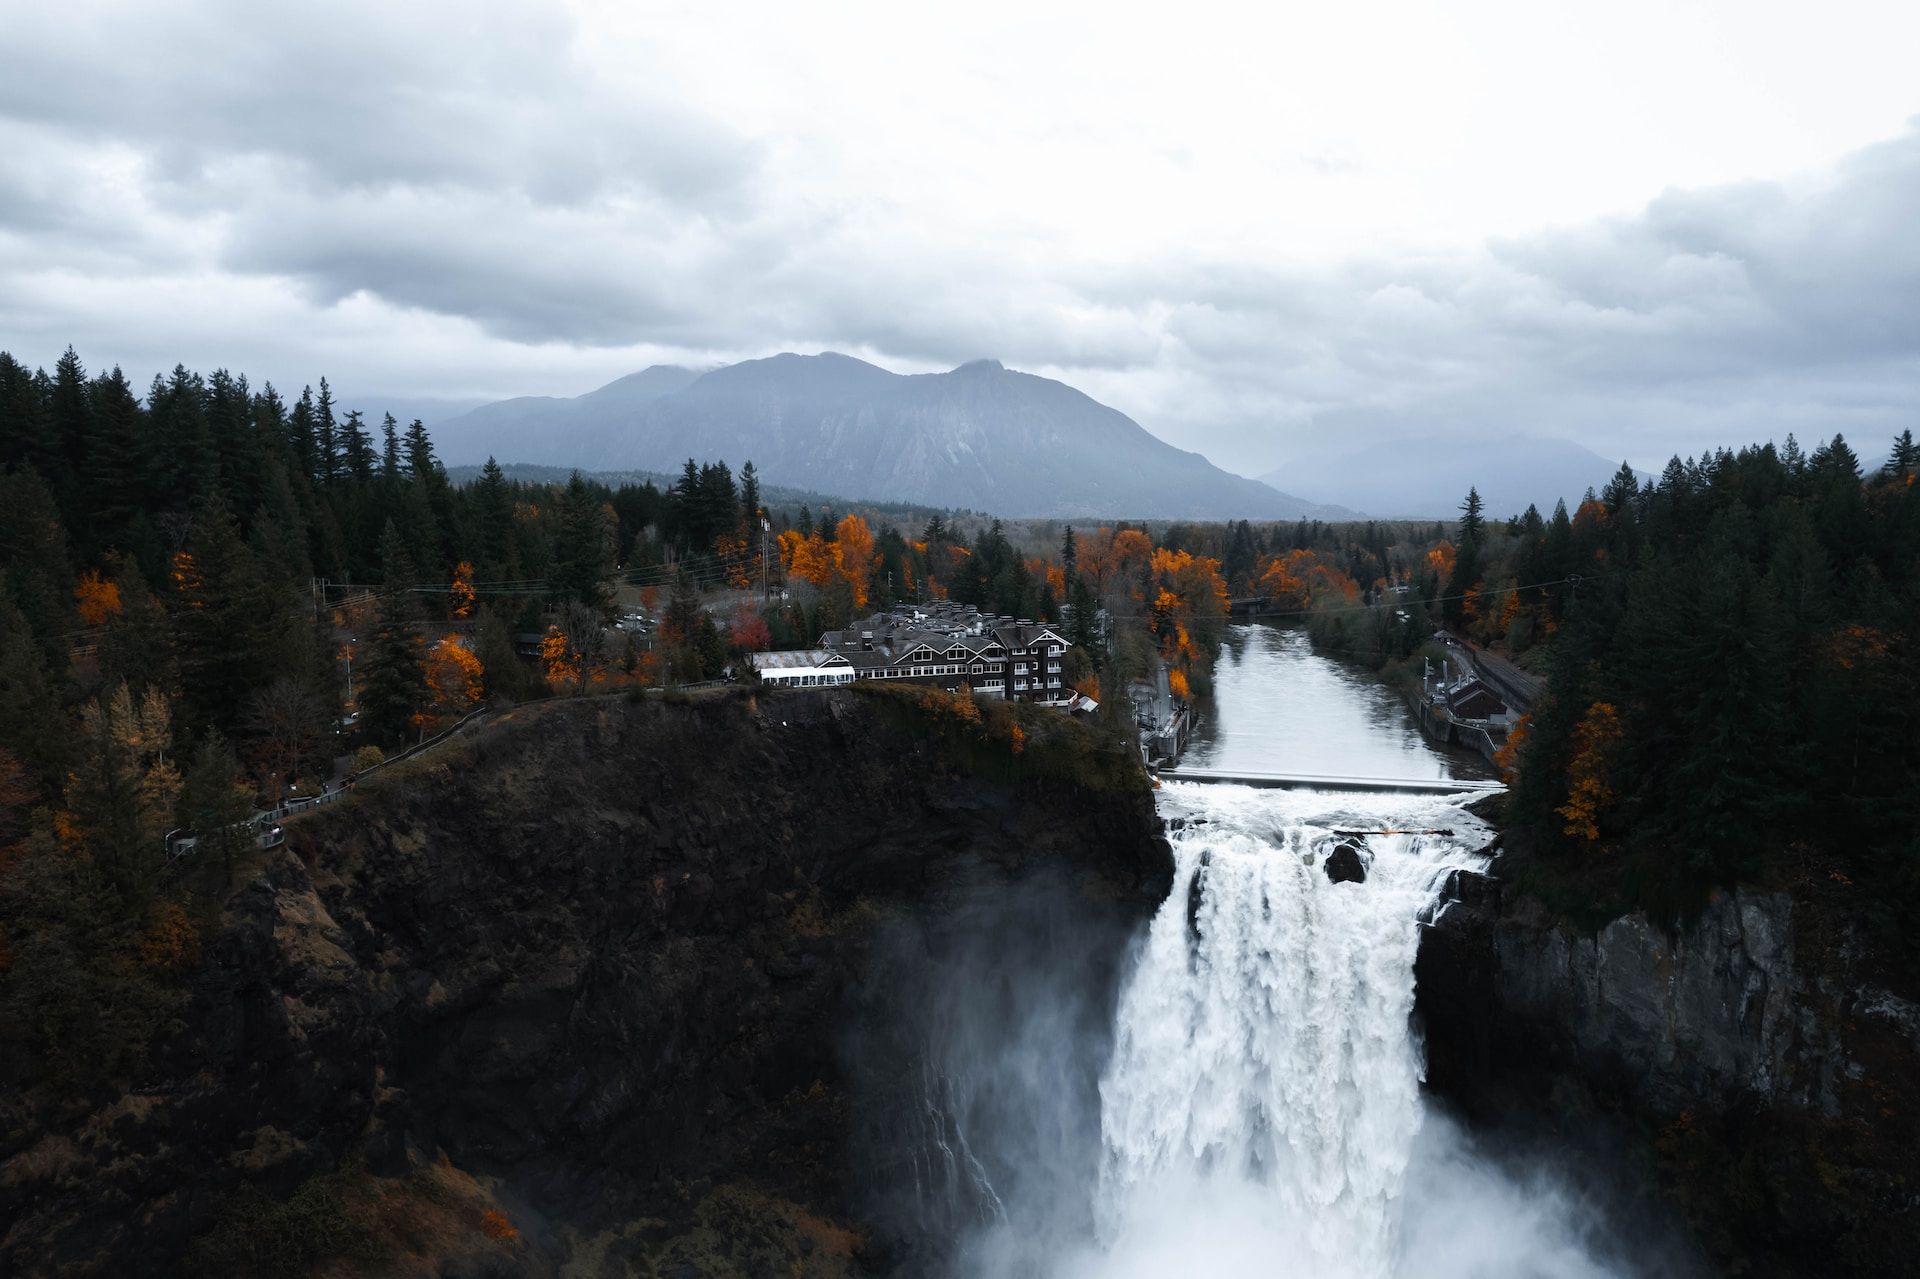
357, 522, 427, 747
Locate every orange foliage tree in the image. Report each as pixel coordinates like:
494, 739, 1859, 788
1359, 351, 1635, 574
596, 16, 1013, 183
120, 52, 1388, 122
835, 514, 876, 607
448, 561, 476, 619
1493, 713, 1530, 783
779, 515, 879, 607
540, 625, 579, 690
1557, 702, 1623, 841
424, 636, 485, 723
74, 570, 123, 626
715, 533, 753, 589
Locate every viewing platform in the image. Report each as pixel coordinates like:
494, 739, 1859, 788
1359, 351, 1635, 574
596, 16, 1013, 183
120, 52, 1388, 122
1157, 766, 1505, 796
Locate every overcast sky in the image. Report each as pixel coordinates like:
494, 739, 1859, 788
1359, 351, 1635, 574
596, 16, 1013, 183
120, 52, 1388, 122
3, 0, 1917, 476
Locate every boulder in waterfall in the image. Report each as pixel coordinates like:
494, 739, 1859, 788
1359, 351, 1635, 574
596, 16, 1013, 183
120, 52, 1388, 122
1325, 843, 1369, 884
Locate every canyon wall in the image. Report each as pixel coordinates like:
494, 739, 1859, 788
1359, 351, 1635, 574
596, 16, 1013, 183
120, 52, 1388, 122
0, 689, 1169, 1276
1419, 851, 1920, 1274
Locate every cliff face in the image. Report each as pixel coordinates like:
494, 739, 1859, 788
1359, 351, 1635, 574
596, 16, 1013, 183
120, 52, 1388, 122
1420, 860, 1920, 1273
0, 689, 1170, 1277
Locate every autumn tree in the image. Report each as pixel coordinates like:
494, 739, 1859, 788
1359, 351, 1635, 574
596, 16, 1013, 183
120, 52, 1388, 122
835, 513, 877, 607
73, 569, 123, 627
1556, 701, 1622, 842
64, 683, 181, 904
423, 636, 485, 724
728, 605, 772, 654
449, 560, 476, 620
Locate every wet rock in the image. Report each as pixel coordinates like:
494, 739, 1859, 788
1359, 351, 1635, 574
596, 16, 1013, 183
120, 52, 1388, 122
1324, 842, 1369, 884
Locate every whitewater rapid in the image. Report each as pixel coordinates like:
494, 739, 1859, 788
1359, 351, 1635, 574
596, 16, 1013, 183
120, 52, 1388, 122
1092, 782, 1495, 1279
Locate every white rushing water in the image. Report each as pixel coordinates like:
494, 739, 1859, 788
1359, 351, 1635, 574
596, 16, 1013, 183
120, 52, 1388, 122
910, 629, 1652, 1276
1091, 784, 1494, 1279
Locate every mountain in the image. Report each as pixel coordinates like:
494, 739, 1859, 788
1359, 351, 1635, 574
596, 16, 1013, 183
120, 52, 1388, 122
1261, 435, 1645, 520
427, 364, 701, 469
430, 354, 1351, 520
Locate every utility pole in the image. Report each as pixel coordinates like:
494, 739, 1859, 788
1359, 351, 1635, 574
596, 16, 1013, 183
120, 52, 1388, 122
761, 517, 772, 604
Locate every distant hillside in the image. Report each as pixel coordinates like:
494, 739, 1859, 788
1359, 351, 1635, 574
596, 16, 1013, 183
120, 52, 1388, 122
427, 365, 702, 468
1262, 436, 1646, 519
431, 354, 1353, 521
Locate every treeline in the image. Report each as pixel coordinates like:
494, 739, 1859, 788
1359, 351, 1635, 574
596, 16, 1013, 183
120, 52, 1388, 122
0, 346, 791, 1087
1266, 433, 1919, 968
1497, 437, 1918, 939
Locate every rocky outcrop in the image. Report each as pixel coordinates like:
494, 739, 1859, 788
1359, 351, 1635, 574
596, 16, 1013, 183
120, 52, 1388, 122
0, 689, 1169, 1277
1323, 842, 1369, 884
1419, 861, 1920, 1274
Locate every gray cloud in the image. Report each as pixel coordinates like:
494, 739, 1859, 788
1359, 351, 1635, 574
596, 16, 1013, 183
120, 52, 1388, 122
1, 1, 1916, 477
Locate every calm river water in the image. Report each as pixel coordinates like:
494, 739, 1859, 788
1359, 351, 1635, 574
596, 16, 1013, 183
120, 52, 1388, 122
1184, 624, 1495, 781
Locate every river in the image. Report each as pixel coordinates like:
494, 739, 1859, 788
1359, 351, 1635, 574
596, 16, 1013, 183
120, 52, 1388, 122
871, 624, 1659, 1277
1186, 624, 1494, 781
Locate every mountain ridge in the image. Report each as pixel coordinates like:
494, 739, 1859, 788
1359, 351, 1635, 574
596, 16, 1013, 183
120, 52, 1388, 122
430, 353, 1355, 521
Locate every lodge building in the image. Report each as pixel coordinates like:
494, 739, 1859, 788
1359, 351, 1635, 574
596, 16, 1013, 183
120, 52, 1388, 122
751, 603, 1076, 706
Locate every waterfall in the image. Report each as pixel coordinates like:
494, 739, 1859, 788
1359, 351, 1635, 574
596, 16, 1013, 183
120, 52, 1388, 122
1094, 784, 1492, 1279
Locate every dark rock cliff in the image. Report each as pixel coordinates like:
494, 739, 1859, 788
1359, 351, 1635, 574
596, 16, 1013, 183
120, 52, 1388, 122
0, 689, 1170, 1277
1419, 842, 1920, 1274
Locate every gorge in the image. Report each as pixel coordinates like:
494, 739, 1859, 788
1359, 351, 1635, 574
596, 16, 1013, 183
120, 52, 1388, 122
4, 637, 1913, 1276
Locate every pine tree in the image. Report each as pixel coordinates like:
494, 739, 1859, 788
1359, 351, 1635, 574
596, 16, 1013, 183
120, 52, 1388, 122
474, 457, 516, 577
86, 366, 145, 545
49, 346, 93, 524
1061, 525, 1078, 581
380, 414, 402, 482
553, 472, 614, 616
170, 499, 281, 734
314, 378, 340, 486
0, 468, 77, 667
357, 522, 427, 746
0, 352, 58, 474
739, 460, 761, 527
99, 570, 179, 700
1889, 429, 1917, 480
289, 385, 318, 482
180, 727, 256, 887
0, 594, 68, 786
403, 418, 436, 480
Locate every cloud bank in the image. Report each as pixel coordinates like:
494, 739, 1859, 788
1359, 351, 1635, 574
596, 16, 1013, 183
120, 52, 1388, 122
1, 0, 1916, 475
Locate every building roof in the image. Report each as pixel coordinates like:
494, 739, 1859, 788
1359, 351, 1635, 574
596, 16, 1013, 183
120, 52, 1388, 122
750, 649, 850, 671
